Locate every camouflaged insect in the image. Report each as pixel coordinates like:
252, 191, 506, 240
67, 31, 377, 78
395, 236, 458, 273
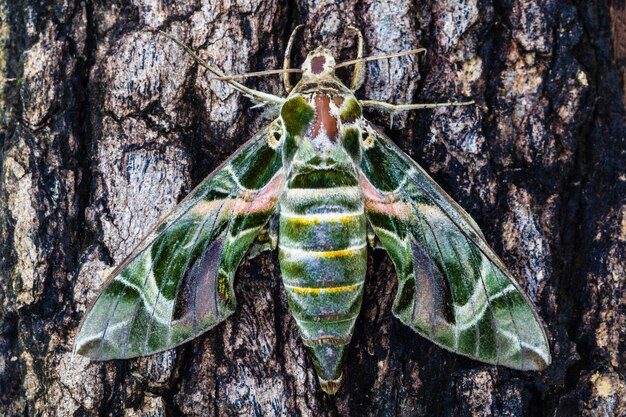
75, 27, 551, 395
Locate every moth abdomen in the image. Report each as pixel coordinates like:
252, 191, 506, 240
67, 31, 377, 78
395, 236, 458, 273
278, 183, 367, 394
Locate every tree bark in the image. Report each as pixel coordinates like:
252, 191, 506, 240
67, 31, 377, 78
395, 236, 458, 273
1, 0, 624, 416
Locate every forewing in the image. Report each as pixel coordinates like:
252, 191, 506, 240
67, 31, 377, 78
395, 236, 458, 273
359, 124, 550, 370
75, 124, 286, 360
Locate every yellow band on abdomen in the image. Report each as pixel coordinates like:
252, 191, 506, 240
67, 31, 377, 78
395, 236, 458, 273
280, 243, 366, 259
282, 211, 362, 225
284, 282, 363, 294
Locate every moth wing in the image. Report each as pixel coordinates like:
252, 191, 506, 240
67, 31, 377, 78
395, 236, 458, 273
359, 124, 551, 370
75, 124, 286, 360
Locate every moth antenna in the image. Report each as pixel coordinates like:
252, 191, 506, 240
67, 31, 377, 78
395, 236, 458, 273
284, 24, 305, 94
360, 100, 474, 112
335, 48, 427, 69
345, 25, 366, 92
210, 68, 303, 82
151, 28, 285, 106
360, 99, 474, 129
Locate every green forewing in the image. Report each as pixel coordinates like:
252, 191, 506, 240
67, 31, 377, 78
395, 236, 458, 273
359, 124, 550, 370
75, 124, 285, 359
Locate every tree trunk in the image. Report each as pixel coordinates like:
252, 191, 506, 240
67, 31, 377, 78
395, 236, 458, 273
1, 0, 624, 415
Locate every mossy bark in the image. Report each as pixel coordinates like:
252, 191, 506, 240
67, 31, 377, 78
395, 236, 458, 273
1, 0, 624, 415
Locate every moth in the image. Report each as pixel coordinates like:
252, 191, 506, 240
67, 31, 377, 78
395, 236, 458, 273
75, 26, 551, 395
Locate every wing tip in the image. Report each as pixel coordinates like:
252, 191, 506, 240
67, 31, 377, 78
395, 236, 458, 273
72, 339, 107, 361
511, 344, 552, 371
526, 349, 552, 371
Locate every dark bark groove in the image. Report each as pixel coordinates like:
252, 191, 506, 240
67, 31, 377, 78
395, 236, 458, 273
1, 0, 624, 416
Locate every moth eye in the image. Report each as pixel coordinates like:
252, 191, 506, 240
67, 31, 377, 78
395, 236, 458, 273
362, 131, 373, 148
268, 127, 282, 148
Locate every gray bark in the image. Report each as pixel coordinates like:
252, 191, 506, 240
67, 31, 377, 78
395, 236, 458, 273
1, 0, 624, 415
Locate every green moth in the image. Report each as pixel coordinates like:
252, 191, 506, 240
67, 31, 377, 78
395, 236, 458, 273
75, 27, 551, 395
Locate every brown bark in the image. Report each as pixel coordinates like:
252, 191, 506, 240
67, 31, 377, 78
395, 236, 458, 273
1, 0, 624, 416
611, 0, 626, 113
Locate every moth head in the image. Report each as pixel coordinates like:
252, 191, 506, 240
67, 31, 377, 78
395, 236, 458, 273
301, 47, 336, 77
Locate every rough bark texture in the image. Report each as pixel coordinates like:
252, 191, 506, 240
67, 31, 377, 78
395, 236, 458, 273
1, 0, 624, 416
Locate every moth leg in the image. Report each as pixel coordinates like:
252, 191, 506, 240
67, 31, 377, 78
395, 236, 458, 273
248, 211, 279, 259
156, 30, 285, 107
268, 211, 279, 249
346, 26, 366, 92
366, 220, 383, 250
360, 99, 474, 129
283, 25, 305, 94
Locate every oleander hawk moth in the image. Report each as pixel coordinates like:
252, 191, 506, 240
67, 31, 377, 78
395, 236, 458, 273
74, 27, 551, 395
